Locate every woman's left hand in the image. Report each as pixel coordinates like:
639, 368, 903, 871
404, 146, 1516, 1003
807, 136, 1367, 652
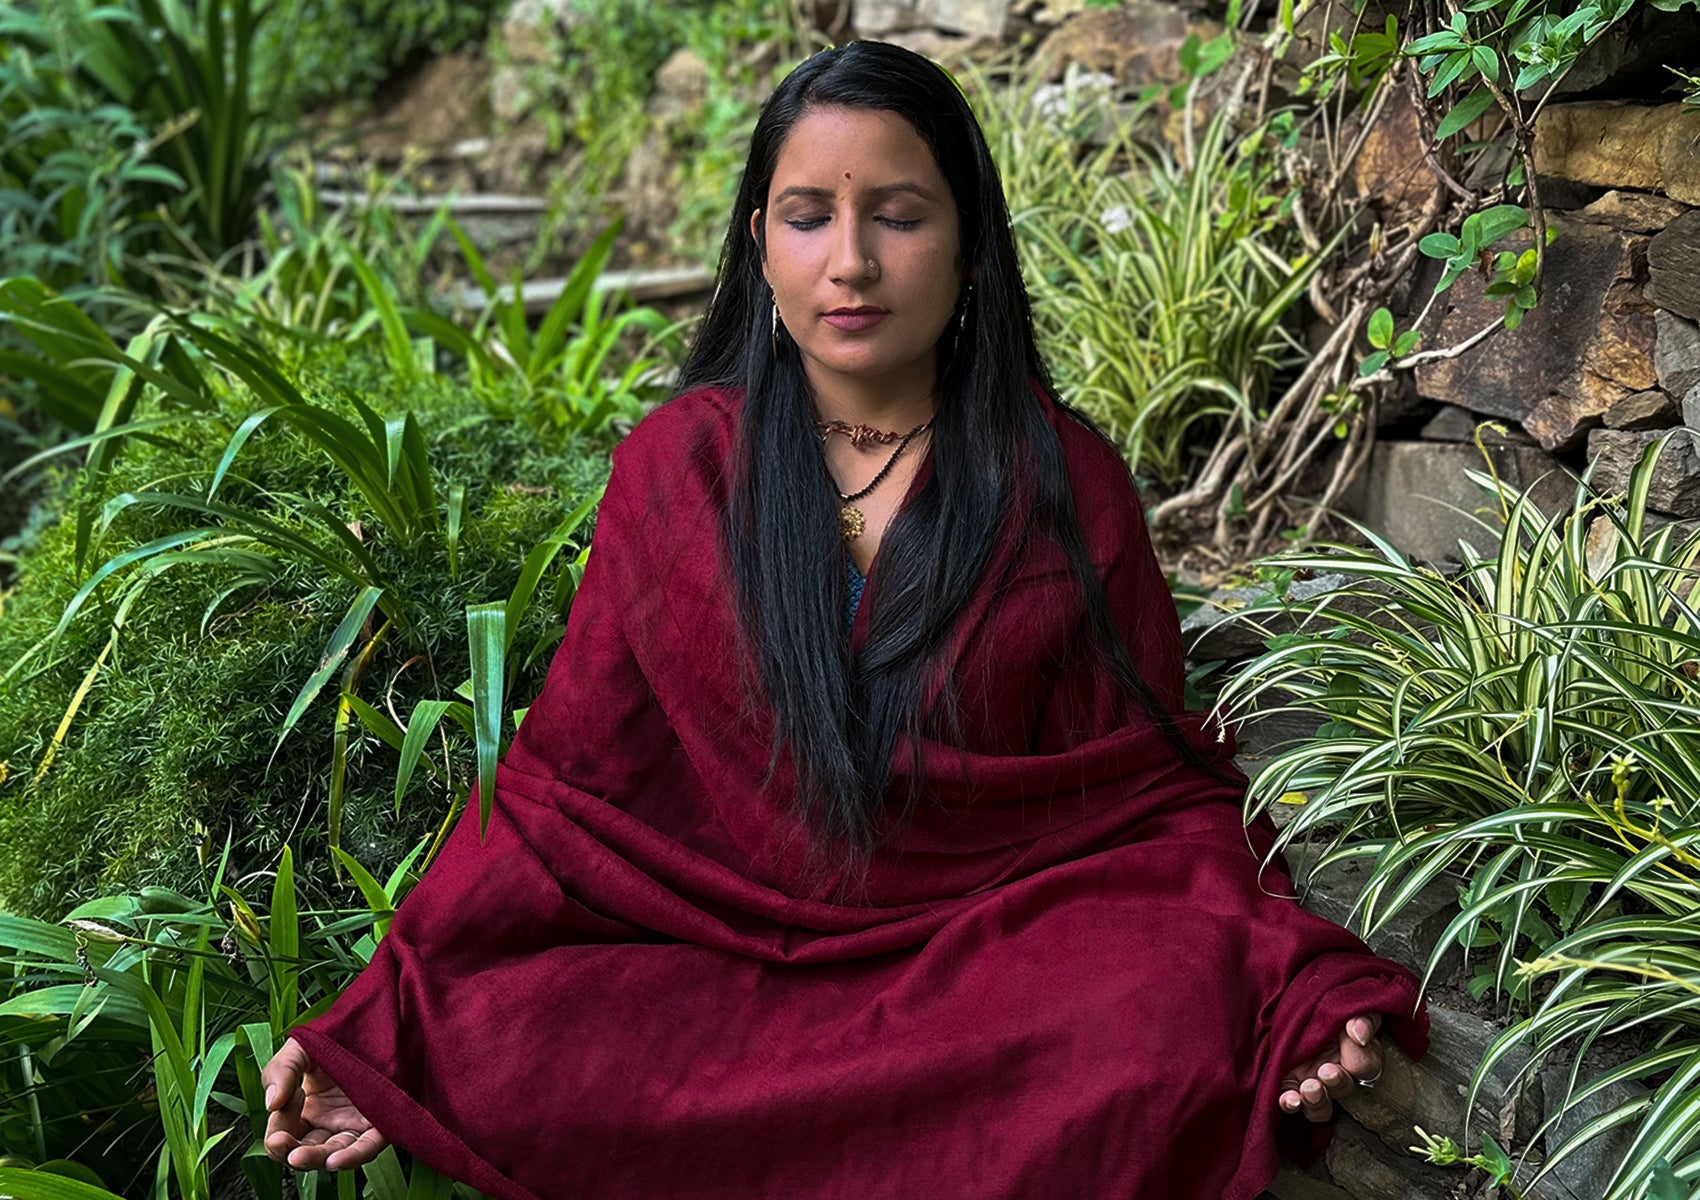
1278, 1012, 1384, 1122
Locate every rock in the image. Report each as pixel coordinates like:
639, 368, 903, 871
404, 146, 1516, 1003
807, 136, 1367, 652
1233, 703, 1324, 780
1418, 406, 1536, 445
1534, 1062, 1646, 1200
1181, 572, 1374, 663
1418, 405, 1480, 442
1340, 1002, 1537, 1157
1341, 441, 1580, 563
854, 0, 1012, 38
853, 0, 920, 33
1656, 310, 1700, 400
1414, 218, 1656, 451
1687, 384, 1700, 431
1348, 89, 1448, 228
489, 65, 530, 124
1324, 1116, 1458, 1200
1032, 3, 1222, 90
1586, 428, 1700, 515
499, 0, 585, 65
1264, 1163, 1355, 1200
1534, 103, 1700, 205
1646, 209, 1700, 323
882, 26, 1005, 63
1600, 389, 1677, 430
648, 48, 709, 120
1578, 190, 1689, 235
1283, 842, 1462, 982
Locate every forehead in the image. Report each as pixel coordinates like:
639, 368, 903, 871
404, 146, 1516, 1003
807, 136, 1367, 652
769, 106, 944, 191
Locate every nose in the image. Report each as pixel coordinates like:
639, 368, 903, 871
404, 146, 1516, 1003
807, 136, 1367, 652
828, 210, 878, 286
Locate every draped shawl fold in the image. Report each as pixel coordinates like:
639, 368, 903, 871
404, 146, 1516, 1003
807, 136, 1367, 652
294, 383, 1428, 1200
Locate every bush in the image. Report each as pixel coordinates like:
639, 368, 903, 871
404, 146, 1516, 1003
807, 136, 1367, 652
256, 0, 509, 114
0, 342, 610, 919
958, 60, 1317, 490
1216, 437, 1700, 1198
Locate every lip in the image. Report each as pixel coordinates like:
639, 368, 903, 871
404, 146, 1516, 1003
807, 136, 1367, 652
823, 308, 888, 331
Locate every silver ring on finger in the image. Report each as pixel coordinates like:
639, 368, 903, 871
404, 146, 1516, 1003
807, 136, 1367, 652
1356, 1070, 1384, 1088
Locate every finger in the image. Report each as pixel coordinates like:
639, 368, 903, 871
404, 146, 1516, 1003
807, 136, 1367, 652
1278, 1087, 1304, 1115
326, 1127, 391, 1171
286, 1129, 351, 1171
1340, 1030, 1384, 1082
1299, 1076, 1333, 1122
1315, 1060, 1354, 1100
1345, 1013, 1383, 1049
262, 1037, 311, 1113
264, 1104, 309, 1161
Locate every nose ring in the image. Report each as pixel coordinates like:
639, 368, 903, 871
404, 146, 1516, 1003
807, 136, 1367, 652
867, 258, 879, 277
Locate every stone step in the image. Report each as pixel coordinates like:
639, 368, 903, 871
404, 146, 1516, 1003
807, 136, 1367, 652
447, 266, 717, 315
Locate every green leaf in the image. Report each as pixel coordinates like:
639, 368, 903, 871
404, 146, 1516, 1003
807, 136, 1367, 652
330, 847, 397, 940
0, 1169, 129, 1199
1647, 1159, 1686, 1200
1393, 330, 1421, 356
467, 603, 507, 839
270, 845, 299, 1037
1479, 1133, 1514, 1184
272, 586, 383, 761
1419, 232, 1461, 258
1359, 350, 1390, 377
1436, 87, 1497, 140
395, 699, 453, 814
1367, 307, 1394, 349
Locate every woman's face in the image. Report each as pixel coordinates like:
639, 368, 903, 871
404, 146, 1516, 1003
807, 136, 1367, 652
751, 106, 966, 401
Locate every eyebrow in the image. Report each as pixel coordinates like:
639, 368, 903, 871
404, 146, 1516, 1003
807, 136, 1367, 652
771, 182, 934, 204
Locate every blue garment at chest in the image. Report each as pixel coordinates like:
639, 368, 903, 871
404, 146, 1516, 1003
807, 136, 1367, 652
845, 550, 866, 632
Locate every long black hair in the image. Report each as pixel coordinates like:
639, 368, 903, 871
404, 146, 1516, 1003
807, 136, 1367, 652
675, 40, 1197, 870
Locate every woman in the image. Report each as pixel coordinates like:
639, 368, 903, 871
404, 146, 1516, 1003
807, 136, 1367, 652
262, 40, 1426, 1198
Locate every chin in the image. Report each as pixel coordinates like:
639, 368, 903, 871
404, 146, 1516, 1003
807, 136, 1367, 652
805, 348, 931, 380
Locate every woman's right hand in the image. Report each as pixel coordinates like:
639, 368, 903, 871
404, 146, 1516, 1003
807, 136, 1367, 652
260, 1036, 390, 1172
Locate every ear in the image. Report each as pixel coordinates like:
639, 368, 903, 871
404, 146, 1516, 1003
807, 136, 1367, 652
749, 208, 767, 279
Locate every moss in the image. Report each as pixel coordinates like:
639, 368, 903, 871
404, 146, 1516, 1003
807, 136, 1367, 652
0, 344, 610, 918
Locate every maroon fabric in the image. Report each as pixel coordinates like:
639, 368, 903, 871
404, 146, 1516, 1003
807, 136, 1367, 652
293, 383, 1427, 1199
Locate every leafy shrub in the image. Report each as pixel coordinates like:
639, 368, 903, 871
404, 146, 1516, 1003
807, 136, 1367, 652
959, 60, 1317, 490
1216, 437, 1700, 1198
0, 342, 610, 920
504, 0, 795, 266
255, 0, 509, 114
0, 0, 282, 287
0, 847, 487, 1197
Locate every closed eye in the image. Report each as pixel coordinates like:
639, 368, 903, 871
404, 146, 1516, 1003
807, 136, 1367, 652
785, 217, 921, 231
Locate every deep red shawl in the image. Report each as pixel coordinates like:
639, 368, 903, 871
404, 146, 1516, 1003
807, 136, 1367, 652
294, 383, 1427, 1199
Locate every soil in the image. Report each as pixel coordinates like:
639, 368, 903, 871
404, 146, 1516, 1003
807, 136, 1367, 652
307, 49, 494, 161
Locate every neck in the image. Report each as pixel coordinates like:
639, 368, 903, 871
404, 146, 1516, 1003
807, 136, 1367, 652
803, 359, 940, 431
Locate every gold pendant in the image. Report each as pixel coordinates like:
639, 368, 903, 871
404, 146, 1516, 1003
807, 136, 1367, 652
840, 504, 865, 541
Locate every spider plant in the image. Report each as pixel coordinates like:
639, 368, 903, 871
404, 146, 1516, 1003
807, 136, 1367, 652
1214, 433, 1700, 1198
958, 58, 1320, 487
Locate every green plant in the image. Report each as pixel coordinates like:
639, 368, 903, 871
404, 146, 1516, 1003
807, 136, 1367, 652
2, 0, 284, 275
402, 216, 684, 435
0, 13, 185, 300
0, 330, 610, 918
1215, 435, 1700, 1198
962, 59, 1318, 489
503, 0, 803, 266
0, 835, 485, 1197
1143, 0, 1698, 555
253, 0, 508, 116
